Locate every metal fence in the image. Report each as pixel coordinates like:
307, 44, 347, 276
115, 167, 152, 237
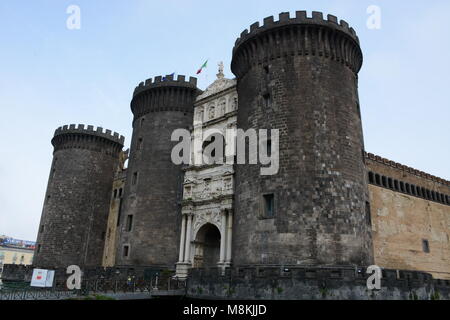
0, 287, 77, 300
0, 276, 187, 300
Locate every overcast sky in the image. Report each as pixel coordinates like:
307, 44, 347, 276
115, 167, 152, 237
0, 0, 449, 241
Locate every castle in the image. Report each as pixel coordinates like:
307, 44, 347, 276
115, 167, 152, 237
31, 10, 450, 297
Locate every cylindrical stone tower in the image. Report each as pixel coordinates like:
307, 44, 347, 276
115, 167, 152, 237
115, 74, 200, 268
231, 11, 373, 266
34, 124, 124, 268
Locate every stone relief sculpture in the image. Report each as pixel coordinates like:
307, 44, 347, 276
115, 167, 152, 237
193, 211, 222, 235
219, 99, 226, 116
231, 96, 238, 111
118, 149, 129, 172
209, 105, 215, 120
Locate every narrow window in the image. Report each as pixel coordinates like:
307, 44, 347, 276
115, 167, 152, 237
263, 194, 275, 218
366, 201, 372, 226
113, 189, 118, 198
426, 189, 431, 200
116, 199, 123, 227
40, 225, 45, 233
123, 245, 129, 257
394, 180, 399, 191
137, 138, 143, 151
140, 118, 145, 127
382, 176, 387, 188
126, 215, 133, 232
388, 178, 393, 189
375, 174, 381, 186
368, 172, 374, 184
406, 184, 411, 194
431, 191, 436, 201
37, 244, 41, 253
411, 185, 417, 196
400, 182, 405, 193
263, 93, 272, 108
132, 172, 138, 185
119, 188, 123, 198
422, 239, 430, 253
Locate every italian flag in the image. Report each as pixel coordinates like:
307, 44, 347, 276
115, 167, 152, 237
196, 60, 208, 74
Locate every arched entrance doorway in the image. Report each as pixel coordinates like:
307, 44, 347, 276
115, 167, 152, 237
193, 223, 221, 268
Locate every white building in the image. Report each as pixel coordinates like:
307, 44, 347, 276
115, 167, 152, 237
176, 64, 238, 278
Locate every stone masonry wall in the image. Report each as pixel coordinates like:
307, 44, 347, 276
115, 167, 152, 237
115, 75, 200, 268
231, 11, 373, 266
366, 156, 450, 280
187, 267, 450, 300
33, 125, 124, 268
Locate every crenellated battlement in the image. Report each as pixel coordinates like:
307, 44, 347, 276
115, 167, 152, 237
365, 152, 450, 187
133, 74, 198, 97
54, 124, 125, 145
234, 11, 359, 50
52, 124, 125, 157
131, 74, 201, 120
231, 10, 363, 77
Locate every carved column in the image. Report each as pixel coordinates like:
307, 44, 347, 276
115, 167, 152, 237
219, 210, 227, 263
226, 210, 233, 264
178, 214, 187, 263
184, 214, 193, 263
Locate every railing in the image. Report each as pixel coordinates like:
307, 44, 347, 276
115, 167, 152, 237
0, 276, 187, 300
0, 287, 77, 300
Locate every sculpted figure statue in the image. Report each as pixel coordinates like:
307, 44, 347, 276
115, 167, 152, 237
217, 61, 224, 79
118, 149, 129, 171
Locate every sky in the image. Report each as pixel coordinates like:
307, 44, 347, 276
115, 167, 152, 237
0, 0, 449, 241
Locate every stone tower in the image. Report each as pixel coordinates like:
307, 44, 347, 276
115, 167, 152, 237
34, 125, 124, 268
231, 11, 373, 266
115, 75, 200, 268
